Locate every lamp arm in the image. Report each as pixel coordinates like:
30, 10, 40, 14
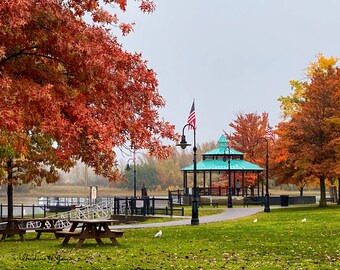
181, 123, 195, 135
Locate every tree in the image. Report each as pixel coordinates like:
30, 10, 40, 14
227, 112, 274, 187
271, 123, 314, 196
228, 112, 272, 159
277, 55, 340, 207
278, 53, 339, 119
0, 0, 177, 218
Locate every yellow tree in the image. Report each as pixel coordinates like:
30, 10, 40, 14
278, 53, 339, 119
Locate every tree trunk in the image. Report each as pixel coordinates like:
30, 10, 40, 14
7, 159, 14, 219
299, 187, 304, 196
319, 176, 327, 207
338, 178, 340, 205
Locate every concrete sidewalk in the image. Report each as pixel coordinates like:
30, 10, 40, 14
110, 207, 263, 229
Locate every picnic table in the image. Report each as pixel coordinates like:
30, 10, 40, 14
0, 217, 68, 241
26, 217, 66, 239
56, 219, 123, 248
0, 218, 26, 241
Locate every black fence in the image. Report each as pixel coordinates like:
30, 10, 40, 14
113, 196, 184, 217
0, 196, 185, 219
0, 204, 47, 219
169, 186, 261, 201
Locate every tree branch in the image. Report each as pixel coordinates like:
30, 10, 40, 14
0, 47, 67, 67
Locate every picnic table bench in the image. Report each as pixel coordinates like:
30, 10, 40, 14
0, 220, 26, 241
0, 217, 68, 241
56, 219, 123, 248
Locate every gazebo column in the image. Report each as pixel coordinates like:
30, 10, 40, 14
184, 171, 188, 195
242, 172, 245, 197
257, 173, 260, 197
203, 172, 206, 195
233, 172, 236, 196
209, 171, 212, 195
261, 174, 264, 197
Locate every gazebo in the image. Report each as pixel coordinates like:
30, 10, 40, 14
180, 134, 264, 197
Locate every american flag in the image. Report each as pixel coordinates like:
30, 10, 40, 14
265, 124, 275, 140
187, 101, 196, 130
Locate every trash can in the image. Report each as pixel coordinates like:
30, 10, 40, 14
280, 195, 289, 206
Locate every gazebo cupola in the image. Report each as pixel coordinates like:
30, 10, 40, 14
202, 135, 244, 161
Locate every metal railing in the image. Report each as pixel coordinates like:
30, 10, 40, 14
0, 196, 184, 229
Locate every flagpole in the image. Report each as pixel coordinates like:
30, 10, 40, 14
176, 100, 199, 225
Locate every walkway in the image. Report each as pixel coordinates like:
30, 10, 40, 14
111, 207, 263, 229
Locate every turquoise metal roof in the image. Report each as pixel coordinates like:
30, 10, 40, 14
203, 134, 243, 156
181, 159, 263, 172
181, 134, 263, 172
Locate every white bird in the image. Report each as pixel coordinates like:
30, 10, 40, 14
253, 219, 258, 223
154, 230, 162, 237
302, 218, 307, 223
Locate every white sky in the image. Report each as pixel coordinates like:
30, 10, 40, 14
116, 0, 340, 146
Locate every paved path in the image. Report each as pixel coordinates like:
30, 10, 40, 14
110, 207, 263, 229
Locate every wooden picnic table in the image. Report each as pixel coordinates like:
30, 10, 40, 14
56, 219, 123, 248
0, 218, 26, 241
24, 217, 66, 239
0, 217, 68, 241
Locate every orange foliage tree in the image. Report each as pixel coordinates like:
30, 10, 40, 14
0, 0, 177, 218
276, 55, 340, 206
227, 112, 274, 187
271, 124, 314, 195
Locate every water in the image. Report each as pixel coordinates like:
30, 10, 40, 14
0, 196, 44, 217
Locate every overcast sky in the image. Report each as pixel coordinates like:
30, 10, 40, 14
116, 0, 340, 146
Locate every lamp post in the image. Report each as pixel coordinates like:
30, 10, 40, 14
126, 149, 137, 198
223, 146, 233, 208
176, 123, 199, 225
254, 137, 270, 212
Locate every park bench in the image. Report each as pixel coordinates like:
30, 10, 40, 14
0, 227, 26, 241
324, 197, 336, 203
97, 229, 124, 238
199, 202, 218, 208
34, 228, 63, 239
55, 230, 82, 238
243, 197, 265, 207
99, 229, 123, 235
55, 229, 124, 239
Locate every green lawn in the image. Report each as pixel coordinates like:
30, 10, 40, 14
0, 205, 339, 269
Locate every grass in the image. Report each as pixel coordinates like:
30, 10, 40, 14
0, 205, 339, 269
136, 206, 224, 224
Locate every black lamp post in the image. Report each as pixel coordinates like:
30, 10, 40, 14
126, 149, 137, 198
176, 123, 199, 225
254, 137, 270, 212
223, 146, 233, 208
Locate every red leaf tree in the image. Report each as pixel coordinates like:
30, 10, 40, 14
0, 0, 177, 218
227, 112, 274, 187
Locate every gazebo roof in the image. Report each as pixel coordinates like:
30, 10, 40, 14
181, 159, 263, 172
181, 134, 263, 172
